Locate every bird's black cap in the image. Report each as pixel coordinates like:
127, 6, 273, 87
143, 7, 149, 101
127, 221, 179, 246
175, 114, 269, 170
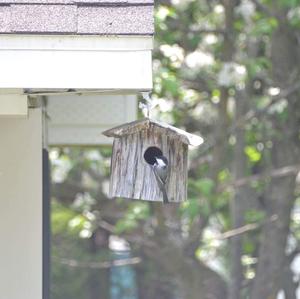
144, 146, 163, 165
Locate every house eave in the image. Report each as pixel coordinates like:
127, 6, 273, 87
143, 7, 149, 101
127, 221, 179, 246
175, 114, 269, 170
0, 34, 153, 91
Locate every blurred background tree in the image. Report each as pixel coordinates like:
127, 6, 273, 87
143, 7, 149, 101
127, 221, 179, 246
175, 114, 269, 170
50, 0, 300, 298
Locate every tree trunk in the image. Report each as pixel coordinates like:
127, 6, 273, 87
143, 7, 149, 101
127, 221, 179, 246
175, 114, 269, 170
142, 205, 227, 299
250, 19, 300, 299
229, 93, 250, 299
88, 229, 111, 299
210, 0, 237, 181
180, 261, 227, 299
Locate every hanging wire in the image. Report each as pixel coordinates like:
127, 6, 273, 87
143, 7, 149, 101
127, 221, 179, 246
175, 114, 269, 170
140, 91, 153, 118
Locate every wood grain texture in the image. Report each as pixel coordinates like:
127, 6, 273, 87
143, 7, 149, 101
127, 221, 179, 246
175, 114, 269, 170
109, 123, 188, 202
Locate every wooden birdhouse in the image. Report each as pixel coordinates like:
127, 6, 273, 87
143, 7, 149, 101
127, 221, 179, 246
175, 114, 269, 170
103, 118, 203, 203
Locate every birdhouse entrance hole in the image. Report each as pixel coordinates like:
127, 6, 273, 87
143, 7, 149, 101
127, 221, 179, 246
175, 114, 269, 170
144, 146, 163, 165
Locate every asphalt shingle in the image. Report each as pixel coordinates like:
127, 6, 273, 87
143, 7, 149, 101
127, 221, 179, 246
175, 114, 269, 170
0, 6, 11, 32
0, 0, 154, 34
0, 0, 153, 2
78, 6, 153, 35
11, 4, 77, 33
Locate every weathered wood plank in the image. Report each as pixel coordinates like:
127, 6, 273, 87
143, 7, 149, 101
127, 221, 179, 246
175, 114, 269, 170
109, 123, 188, 202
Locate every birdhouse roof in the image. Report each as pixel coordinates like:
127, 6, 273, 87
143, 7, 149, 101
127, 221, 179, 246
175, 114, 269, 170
103, 118, 203, 146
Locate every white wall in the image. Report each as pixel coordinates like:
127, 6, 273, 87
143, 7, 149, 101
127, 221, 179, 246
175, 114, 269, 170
47, 94, 137, 145
0, 109, 42, 299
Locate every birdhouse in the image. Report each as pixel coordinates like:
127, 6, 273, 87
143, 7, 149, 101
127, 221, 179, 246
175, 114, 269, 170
103, 118, 203, 203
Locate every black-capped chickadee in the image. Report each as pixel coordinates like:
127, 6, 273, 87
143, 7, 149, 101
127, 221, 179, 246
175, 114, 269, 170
152, 155, 169, 203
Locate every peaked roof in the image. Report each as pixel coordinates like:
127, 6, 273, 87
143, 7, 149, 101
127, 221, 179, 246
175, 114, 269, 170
103, 118, 204, 146
0, 0, 154, 35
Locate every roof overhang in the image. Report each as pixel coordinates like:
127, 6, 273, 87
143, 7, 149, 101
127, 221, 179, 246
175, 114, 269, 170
0, 34, 153, 91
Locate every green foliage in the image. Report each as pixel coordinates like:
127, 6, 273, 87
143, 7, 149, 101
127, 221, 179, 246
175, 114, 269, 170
244, 146, 262, 163
181, 198, 203, 220
218, 169, 231, 183
288, 7, 300, 27
196, 178, 215, 197
243, 240, 255, 255
245, 209, 266, 224
246, 57, 271, 78
279, 0, 300, 7
52, 200, 78, 235
252, 17, 278, 35
115, 202, 150, 233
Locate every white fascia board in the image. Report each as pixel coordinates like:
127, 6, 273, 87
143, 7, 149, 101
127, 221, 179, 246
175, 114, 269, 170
0, 35, 153, 90
0, 35, 154, 51
0, 89, 23, 94
0, 94, 28, 117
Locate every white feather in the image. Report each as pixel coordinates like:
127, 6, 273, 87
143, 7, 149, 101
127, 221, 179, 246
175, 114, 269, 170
155, 158, 167, 167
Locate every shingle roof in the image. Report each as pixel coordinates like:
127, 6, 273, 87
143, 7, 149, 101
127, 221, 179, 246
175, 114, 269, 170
102, 118, 204, 146
0, 0, 154, 34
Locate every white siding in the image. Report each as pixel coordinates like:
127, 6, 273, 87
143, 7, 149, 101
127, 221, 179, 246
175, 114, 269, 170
47, 94, 137, 145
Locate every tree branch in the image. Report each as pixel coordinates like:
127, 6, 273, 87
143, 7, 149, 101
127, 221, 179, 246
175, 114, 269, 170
190, 28, 226, 35
54, 256, 141, 269
232, 164, 300, 188
217, 214, 278, 240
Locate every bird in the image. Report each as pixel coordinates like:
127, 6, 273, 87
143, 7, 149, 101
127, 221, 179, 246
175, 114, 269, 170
152, 155, 169, 204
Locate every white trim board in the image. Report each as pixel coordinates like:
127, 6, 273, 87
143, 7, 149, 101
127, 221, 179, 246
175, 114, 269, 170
0, 35, 153, 90
0, 94, 28, 117
0, 35, 154, 51
0, 109, 42, 299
